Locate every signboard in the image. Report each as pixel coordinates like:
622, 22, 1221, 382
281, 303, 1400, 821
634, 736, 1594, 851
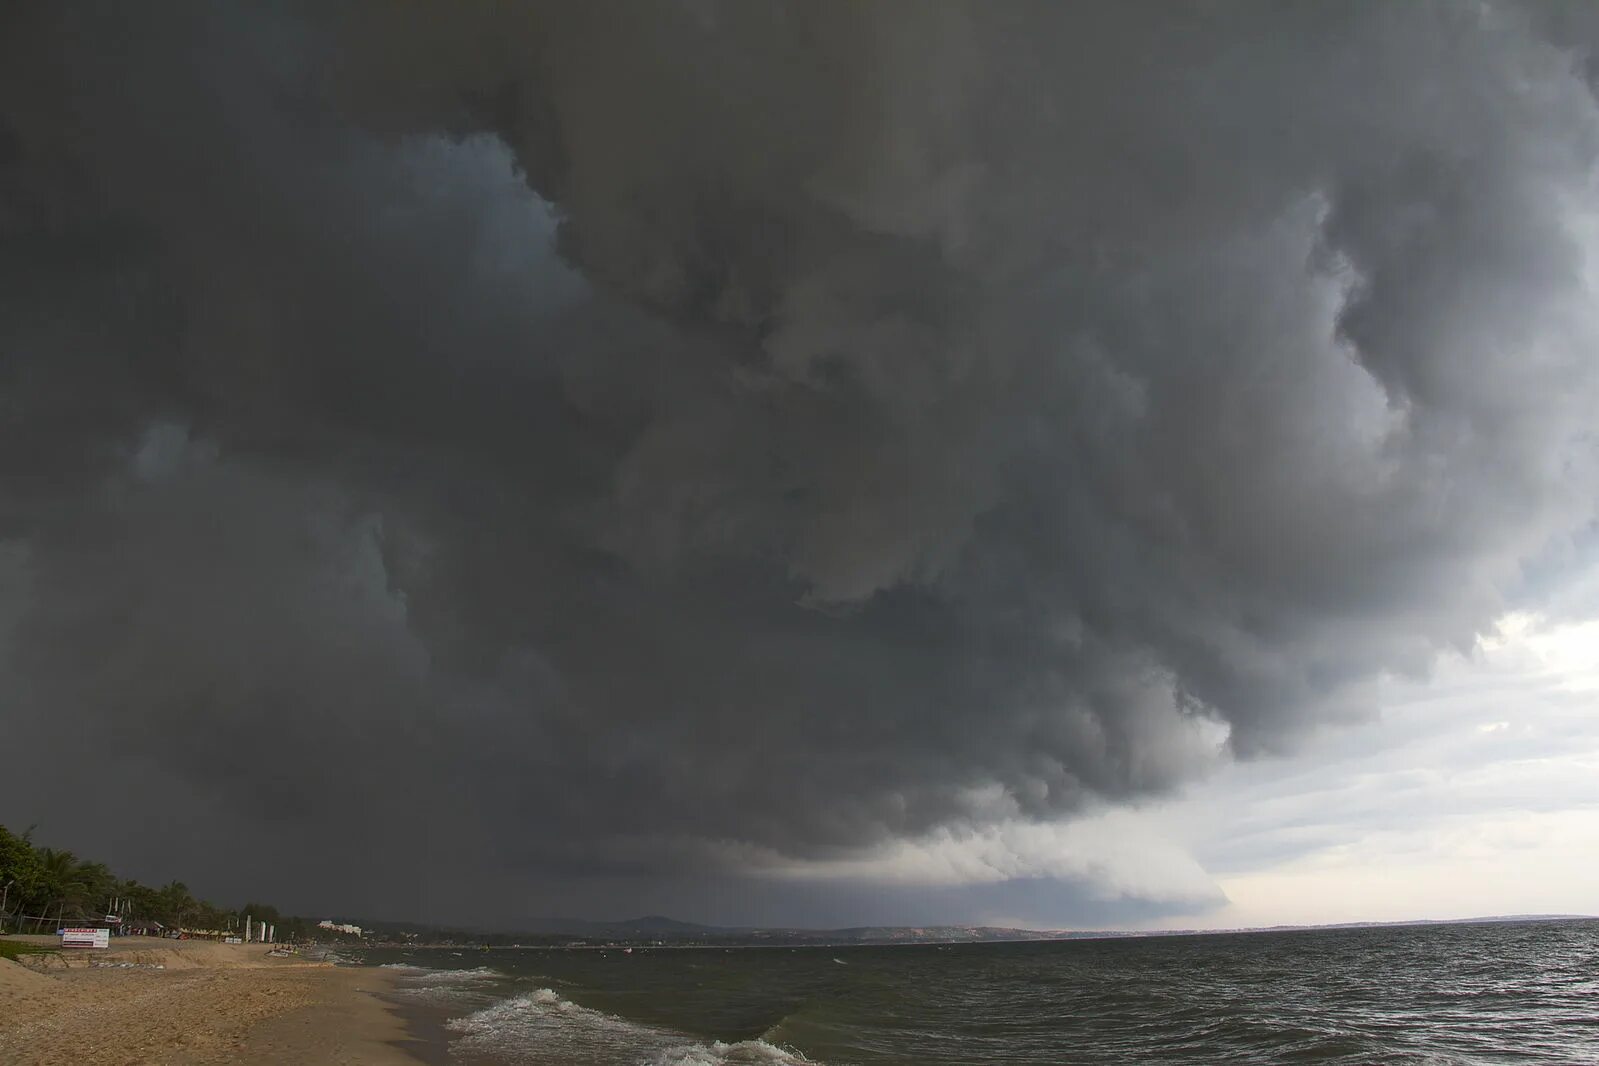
61, 927, 110, 949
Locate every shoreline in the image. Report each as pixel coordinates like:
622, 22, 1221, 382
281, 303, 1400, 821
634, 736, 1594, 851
364, 912, 1599, 954
381, 990, 459, 1066
0, 936, 437, 1065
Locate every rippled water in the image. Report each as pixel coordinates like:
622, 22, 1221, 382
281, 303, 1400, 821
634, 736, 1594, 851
361, 919, 1599, 1065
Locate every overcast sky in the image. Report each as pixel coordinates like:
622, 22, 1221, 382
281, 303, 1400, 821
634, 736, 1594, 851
2, 2, 1597, 930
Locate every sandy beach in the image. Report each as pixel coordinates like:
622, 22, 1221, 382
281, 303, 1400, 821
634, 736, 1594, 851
0, 936, 427, 1065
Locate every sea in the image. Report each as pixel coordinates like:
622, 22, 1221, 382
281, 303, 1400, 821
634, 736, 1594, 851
355, 918, 1599, 1065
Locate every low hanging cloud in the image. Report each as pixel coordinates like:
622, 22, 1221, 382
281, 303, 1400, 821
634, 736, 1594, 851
753, 811, 1225, 910
2, 2, 1598, 922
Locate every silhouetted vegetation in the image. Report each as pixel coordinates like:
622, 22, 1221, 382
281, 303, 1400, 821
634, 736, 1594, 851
0, 823, 313, 940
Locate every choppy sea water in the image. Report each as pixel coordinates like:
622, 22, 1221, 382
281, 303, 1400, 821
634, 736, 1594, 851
359, 919, 1599, 1065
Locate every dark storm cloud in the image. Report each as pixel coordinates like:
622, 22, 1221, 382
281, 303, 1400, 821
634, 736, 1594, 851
2, 1, 1598, 923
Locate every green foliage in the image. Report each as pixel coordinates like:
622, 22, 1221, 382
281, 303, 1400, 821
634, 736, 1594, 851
0, 824, 42, 903
0, 822, 304, 941
240, 901, 281, 926
0, 940, 54, 961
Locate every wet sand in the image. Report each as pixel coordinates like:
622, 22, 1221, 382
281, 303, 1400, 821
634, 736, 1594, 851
0, 936, 427, 1065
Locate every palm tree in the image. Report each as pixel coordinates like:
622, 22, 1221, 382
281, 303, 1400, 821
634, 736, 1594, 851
156, 880, 198, 930
29, 848, 80, 929
24, 850, 119, 923
0, 825, 42, 930
69, 861, 115, 917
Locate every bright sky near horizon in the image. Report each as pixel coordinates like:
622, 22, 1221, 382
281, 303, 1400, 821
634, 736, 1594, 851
1179, 614, 1599, 929
998, 613, 1599, 931
725, 611, 1599, 932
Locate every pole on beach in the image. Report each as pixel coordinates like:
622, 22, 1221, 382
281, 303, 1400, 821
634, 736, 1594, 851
245, 914, 252, 943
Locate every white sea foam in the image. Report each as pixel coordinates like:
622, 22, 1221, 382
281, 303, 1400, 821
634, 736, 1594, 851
649, 1039, 814, 1065
377, 963, 499, 980
447, 988, 818, 1065
381, 963, 506, 1005
405, 965, 500, 983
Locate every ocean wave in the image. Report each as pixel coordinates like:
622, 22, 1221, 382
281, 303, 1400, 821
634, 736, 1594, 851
378, 963, 500, 981
650, 1039, 815, 1065
406, 965, 501, 983
448, 988, 818, 1065
380, 963, 508, 1006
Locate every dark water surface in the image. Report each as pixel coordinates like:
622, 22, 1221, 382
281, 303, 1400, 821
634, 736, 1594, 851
358, 919, 1599, 1065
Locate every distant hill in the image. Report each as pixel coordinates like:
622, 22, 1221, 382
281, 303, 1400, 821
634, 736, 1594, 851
415, 914, 733, 939
609, 915, 725, 935
340, 911, 1597, 948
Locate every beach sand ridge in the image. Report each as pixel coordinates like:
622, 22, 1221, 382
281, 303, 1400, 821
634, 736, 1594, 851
0, 937, 419, 1065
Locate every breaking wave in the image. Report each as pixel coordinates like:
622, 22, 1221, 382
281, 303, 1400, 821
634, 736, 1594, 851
380, 963, 507, 1005
651, 1041, 817, 1066
447, 987, 817, 1065
391, 964, 500, 983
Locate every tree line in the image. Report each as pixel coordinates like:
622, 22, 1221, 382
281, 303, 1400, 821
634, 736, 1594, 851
0, 823, 314, 940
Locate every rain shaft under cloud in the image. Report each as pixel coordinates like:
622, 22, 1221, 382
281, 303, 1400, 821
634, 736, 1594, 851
2, 1, 1598, 925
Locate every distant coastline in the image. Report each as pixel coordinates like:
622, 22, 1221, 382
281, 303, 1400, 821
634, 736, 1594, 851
343, 911, 1599, 951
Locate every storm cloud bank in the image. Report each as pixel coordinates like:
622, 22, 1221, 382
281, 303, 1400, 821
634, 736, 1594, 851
2, 2, 1598, 923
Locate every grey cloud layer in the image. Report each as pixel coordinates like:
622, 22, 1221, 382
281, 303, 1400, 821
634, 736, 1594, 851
2, 2, 1597, 922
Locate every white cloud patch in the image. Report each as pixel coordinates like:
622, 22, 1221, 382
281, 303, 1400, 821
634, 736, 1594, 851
1144, 610, 1599, 928
756, 813, 1223, 910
